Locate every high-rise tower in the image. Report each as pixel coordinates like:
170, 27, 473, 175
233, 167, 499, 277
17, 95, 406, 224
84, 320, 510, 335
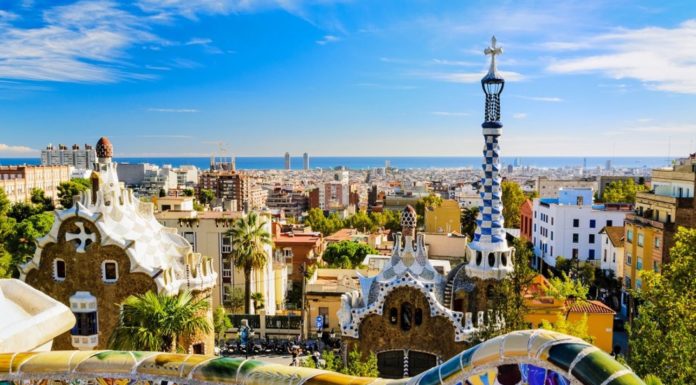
303, 152, 309, 170
284, 152, 291, 170
465, 36, 514, 279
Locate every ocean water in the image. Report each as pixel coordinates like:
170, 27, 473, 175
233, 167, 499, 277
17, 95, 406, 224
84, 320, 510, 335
0, 156, 670, 170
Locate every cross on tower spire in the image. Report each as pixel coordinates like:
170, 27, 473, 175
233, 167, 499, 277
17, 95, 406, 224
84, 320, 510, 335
484, 36, 503, 76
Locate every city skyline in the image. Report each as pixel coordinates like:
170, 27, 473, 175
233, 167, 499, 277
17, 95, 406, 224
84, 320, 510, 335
1, 1, 696, 157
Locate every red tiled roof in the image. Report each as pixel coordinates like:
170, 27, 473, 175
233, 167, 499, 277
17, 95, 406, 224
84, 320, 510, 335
567, 300, 615, 314
600, 226, 625, 248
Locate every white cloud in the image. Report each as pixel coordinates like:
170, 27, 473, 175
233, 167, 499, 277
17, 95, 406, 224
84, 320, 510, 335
316, 34, 340, 45
0, 143, 37, 154
518, 96, 563, 102
431, 59, 477, 67
547, 19, 696, 94
512, 113, 528, 119
185, 37, 212, 46
136, 134, 194, 138
0, 0, 156, 83
147, 108, 199, 113
431, 111, 470, 116
416, 70, 525, 83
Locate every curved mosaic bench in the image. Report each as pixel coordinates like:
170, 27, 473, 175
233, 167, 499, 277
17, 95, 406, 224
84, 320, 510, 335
0, 330, 643, 385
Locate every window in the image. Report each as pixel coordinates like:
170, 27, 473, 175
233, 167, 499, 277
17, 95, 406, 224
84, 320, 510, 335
589, 234, 595, 244
572, 233, 579, 243
654, 237, 661, 249
54, 259, 66, 281
414, 308, 423, 326
573, 219, 579, 227
604, 249, 607, 262
551, 217, 554, 225
589, 219, 596, 228
550, 246, 553, 256
72, 312, 98, 336
626, 253, 632, 265
637, 233, 644, 247
572, 248, 579, 259
589, 249, 595, 260
612, 253, 616, 263
534, 224, 537, 232
400, 303, 412, 331
319, 307, 329, 328
637, 258, 643, 270
102, 261, 118, 282
627, 230, 633, 243
183, 231, 196, 252
550, 231, 554, 240
389, 308, 398, 324
653, 261, 659, 273
606, 220, 613, 227
221, 235, 232, 253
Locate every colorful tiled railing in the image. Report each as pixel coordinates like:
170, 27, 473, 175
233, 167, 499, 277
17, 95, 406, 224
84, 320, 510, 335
0, 330, 644, 385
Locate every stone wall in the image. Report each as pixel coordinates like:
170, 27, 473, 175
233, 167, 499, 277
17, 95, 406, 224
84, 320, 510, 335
25, 216, 157, 350
347, 286, 469, 362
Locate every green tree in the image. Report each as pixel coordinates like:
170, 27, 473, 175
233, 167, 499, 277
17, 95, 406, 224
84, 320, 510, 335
495, 239, 538, 333
5, 212, 54, 275
223, 287, 245, 312
251, 292, 264, 311
183, 188, 194, 197
30, 188, 54, 212
461, 206, 479, 239
341, 346, 379, 377
158, 188, 167, 197
57, 178, 90, 209
348, 211, 375, 233
627, 227, 696, 384
7, 202, 42, 222
602, 179, 647, 204
322, 240, 377, 269
546, 272, 589, 300
199, 189, 215, 205
541, 313, 594, 344
0, 189, 10, 216
501, 180, 525, 228
373, 209, 401, 233
108, 290, 211, 352
227, 213, 272, 314
213, 305, 232, 341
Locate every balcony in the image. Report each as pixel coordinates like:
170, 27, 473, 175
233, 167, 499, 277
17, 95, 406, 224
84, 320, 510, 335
625, 213, 665, 229
221, 245, 232, 253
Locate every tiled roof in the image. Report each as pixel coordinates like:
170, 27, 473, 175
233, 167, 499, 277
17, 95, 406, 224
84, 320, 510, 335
567, 300, 615, 314
600, 226, 625, 247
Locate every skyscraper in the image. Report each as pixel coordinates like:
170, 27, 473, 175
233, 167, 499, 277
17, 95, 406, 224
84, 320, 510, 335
284, 152, 291, 170
465, 36, 514, 279
303, 152, 309, 170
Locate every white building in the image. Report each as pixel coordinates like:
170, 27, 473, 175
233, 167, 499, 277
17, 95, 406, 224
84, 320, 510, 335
531, 188, 632, 269
599, 226, 625, 278
41, 143, 96, 171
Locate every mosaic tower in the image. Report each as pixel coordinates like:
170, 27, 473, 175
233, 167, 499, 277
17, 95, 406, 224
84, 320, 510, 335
465, 36, 514, 278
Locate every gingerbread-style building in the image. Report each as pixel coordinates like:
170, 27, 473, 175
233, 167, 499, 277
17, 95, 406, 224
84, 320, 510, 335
20, 137, 217, 353
339, 38, 514, 378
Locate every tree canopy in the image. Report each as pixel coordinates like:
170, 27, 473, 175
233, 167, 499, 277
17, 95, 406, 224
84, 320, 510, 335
501, 180, 526, 228
627, 227, 696, 385
57, 178, 90, 209
602, 179, 647, 204
304, 208, 346, 236
108, 290, 210, 352
322, 240, 377, 269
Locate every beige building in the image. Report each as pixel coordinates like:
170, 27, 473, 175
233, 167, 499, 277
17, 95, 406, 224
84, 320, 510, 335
305, 268, 364, 336
156, 198, 287, 313
424, 199, 461, 234
0, 165, 71, 204
536, 176, 597, 198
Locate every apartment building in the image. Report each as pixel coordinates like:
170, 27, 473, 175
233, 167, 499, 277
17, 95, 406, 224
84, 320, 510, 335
532, 188, 632, 270
41, 143, 96, 170
0, 165, 71, 204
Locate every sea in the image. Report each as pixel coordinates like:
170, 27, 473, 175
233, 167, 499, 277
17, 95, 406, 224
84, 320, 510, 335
0, 156, 671, 170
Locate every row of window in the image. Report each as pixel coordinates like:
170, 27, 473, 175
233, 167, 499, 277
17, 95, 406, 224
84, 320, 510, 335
572, 233, 595, 244
53, 259, 118, 282
626, 230, 661, 249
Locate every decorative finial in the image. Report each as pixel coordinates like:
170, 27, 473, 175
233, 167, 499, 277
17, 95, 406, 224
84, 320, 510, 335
484, 35, 503, 75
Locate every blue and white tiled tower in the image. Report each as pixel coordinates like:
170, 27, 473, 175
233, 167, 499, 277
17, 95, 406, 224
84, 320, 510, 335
466, 36, 514, 279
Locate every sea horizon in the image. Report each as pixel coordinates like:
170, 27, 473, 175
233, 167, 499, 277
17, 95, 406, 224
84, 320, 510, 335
0, 155, 672, 170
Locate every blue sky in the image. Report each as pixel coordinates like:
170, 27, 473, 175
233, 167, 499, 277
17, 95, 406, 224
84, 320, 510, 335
0, 0, 695, 157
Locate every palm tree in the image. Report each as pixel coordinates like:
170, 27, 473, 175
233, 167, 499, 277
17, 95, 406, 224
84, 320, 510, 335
251, 292, 265, 312
227, 212, 272, 314
461, 206, 479, 239
108, 290, 211, 352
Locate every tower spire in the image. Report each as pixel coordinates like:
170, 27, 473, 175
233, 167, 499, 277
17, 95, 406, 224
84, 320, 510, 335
464, 36, 514, 279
